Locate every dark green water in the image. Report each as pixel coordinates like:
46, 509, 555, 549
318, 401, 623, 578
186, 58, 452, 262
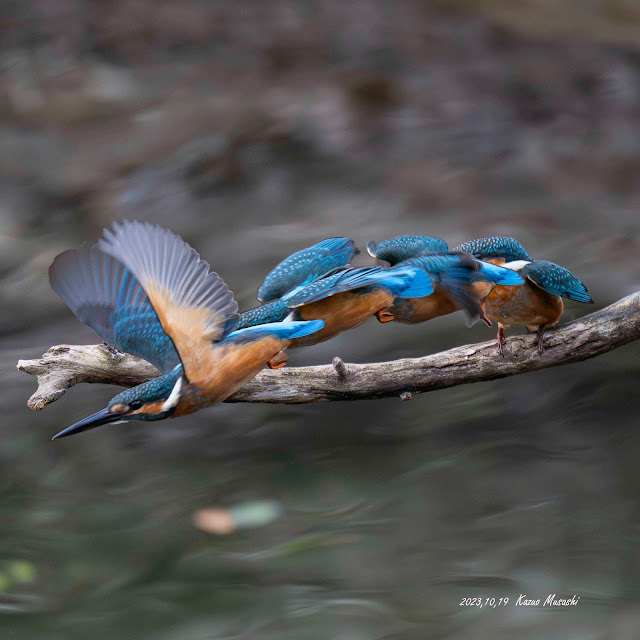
2, 1, 640, 636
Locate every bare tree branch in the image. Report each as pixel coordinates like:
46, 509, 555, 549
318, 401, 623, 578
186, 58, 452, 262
17, 292, 640, 411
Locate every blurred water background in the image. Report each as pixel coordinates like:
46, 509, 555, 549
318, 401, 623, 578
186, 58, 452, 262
2, 1, 640, 638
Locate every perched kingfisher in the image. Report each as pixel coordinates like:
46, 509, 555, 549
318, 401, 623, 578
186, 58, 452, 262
235, 238, 434, 366
366, 234, 524, 326
47, 221, 325, 439
451, 237, 593, 355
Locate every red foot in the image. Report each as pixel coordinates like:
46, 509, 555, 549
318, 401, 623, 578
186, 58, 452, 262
376, 309, 395, 323
268, 352, 288, 369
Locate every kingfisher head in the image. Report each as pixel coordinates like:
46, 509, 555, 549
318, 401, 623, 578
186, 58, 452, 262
52, 368, 185, 440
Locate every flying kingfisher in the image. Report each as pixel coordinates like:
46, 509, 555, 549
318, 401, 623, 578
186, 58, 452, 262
366, 234, 524, 326
47, 221, 325, 439
452, 236, 593, 355
235, 238, 434, 366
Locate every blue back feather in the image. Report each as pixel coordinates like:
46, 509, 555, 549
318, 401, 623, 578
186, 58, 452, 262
452, 237, 532, 262
521, 260, 593, 303
49, 245, 181, 373
367, 235, 449, 265
226, 320, 325, 343
257, 237, 357, 302
236, 299, 290, 329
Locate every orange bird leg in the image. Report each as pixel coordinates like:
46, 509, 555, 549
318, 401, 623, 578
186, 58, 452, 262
267, 350, 288, 369
376, 308, 395, 323
497, 325, 507, 357
480, 301, 492, 327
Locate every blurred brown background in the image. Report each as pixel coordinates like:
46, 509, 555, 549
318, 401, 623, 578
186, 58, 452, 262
2, 1, 640, 638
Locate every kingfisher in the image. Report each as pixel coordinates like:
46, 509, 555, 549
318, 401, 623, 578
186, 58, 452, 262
234, 238, 435, 366
366, 234, 524, 326
451, 236, 592, 355
47, 220, 325, 439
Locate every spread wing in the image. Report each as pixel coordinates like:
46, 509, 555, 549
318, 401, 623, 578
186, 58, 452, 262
98, 220, 240, 383
49, 245, 181, 373
257, 237, 357, 302
521, 260, 593, 303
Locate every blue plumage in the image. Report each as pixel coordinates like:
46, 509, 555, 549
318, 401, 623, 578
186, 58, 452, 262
235, 299, 290, 329
285, 265, 434, 307
521, 260, 593, 303
452, 237, 532, 262
226, 320, 325, 343
108, 366, 184, 420
49, 245, 181, 373
257, 237, 357, 302
100, 220, 240, 342
367, 235, 449, 265
474, 260, 524, 285
400, 254, 523, 286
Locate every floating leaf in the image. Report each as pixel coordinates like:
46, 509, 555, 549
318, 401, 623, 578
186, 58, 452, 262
193, 500, 283, 535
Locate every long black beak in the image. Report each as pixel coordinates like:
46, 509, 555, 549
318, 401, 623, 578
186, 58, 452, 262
52, 408, 125, 440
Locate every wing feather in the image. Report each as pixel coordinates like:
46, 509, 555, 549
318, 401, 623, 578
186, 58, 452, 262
49, 245, 180, 373
98, 220, 240, 383
257, 237, 357, 302
521, 260, 593, 303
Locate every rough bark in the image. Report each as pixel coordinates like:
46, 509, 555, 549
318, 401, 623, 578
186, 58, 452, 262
17, 292, 640, 411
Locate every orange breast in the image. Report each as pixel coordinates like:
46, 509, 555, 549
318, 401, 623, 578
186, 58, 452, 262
484, 282, 563, 328
173, 335, 287, 415
291, 288, 393, 347
390, 286, 458, 324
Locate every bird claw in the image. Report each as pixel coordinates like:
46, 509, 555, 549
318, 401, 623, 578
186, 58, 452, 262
497, 326, 506, 357
267, 352, 288, 369
376, 309, 395, 323
536, 327, 545, 356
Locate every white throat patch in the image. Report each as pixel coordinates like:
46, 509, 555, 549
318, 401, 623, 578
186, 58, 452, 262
161, 377, 183, 412
503, 260, 532, 272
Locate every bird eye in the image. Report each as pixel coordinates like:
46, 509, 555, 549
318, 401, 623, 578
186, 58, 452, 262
129, 400, 142, 410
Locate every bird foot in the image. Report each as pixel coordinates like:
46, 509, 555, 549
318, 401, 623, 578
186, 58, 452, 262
536, 327, 545, 356
267, 352, 288, 369
376, 309, 395, 323
497, 326, 506, 357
